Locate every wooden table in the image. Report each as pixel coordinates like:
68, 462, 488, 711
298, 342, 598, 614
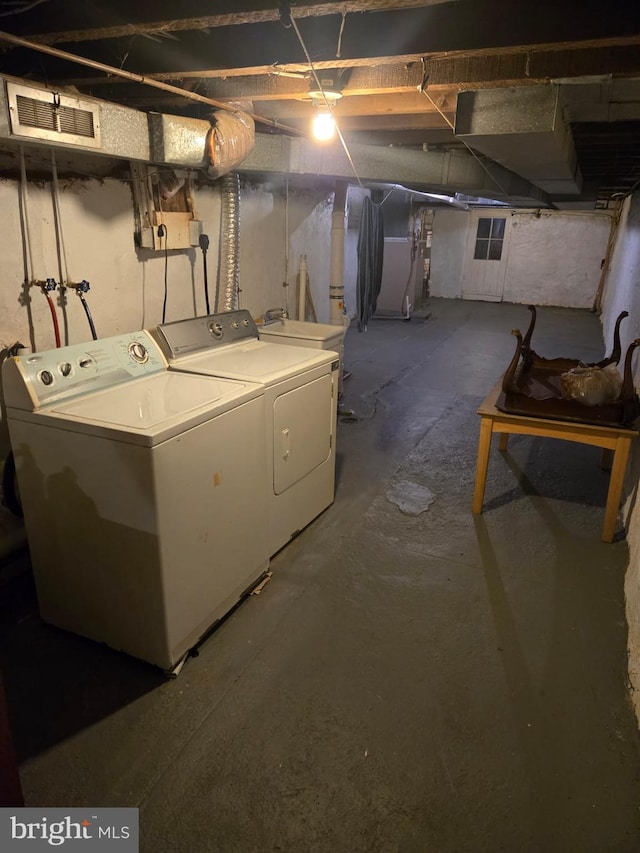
472, 382, 638, 542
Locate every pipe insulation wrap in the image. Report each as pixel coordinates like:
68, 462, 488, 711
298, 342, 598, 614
207, 102, 255, 179
216, 172, 241, 312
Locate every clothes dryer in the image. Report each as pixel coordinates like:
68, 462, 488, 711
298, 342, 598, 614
2, 331, 268, 671
154, 311, 339, 557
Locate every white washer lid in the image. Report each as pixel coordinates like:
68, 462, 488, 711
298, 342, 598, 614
170, 339, 337, 385
27, 372, 264, 446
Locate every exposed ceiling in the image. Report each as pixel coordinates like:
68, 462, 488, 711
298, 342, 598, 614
1, 0, 640, 208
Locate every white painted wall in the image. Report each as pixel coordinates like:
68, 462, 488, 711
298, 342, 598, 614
430, 207, 612, 307
430, 208, 466, 298
0, 175, 334, 353
599, 192, 640, 724
283, 187, 334, 324
504, 210, 611, 307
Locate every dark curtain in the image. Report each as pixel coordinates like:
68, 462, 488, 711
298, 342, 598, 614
356, 196, 385, 331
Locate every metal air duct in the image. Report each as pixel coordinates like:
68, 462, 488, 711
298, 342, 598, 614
215, 172, 241, 312
0, 75, 150, 161
455, 85, 583, 196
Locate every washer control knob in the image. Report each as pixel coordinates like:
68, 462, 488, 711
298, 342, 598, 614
242, 318, 249, 327
59, 362, 72, 377
128, 341, 149, 363
208, 321, 223, 339
79, 357, 94, 369
39, 370, 54, 386
232, 320, 239, 330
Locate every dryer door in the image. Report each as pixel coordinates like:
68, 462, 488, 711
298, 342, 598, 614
273, 374, 332, 495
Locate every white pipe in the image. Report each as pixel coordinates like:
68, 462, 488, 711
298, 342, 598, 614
51, 151, 70, 284
329, 183, 347, 326
19, 147, 34, 283
297, 254, 307, 321
283, 172, 290, 318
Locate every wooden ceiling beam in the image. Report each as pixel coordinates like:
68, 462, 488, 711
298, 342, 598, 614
337, 113, 454, 131
28, 0, 459, 46
256, 112, 455, 134
253, 91, 457, 117
55, 38, 640, 98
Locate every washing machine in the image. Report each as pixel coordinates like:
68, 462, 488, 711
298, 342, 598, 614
153, 310, 340, 557
2, 331, 268, 671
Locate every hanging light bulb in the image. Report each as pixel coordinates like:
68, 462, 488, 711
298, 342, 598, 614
313, 108, 336, 141
309, 84, 342, 142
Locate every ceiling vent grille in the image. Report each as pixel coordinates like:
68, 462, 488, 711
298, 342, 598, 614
6, 81, 101, 149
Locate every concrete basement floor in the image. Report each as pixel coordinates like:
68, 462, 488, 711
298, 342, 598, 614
1, 298, 639, 852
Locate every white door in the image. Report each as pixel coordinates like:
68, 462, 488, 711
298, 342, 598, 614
462, 212, 511, 301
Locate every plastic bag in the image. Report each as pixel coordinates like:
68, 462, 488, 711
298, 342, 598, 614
560, 363, 622, 406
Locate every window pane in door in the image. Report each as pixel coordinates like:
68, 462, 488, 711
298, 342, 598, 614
474, 239, 489, 259
491, 218, 506, 239
477, 218, 491, 238
488, 239, 503, 260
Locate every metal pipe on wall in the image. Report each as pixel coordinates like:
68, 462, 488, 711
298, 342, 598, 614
330, 182, 348, 327
297, 254, 308, 321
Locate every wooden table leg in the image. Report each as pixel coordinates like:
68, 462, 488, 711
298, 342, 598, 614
602, 435, 633, 542
473, 416, 494, 514
499, 433, 509, 452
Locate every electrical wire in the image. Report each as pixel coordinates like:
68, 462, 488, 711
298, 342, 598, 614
288, 11, 363, 189
159, 224, 169, 323
336, 12, 347, 58
199, 232, 210, 314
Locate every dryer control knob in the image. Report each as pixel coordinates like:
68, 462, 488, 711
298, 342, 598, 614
128, 341, 149, 364
208, 321, 223, 339
39, 370, 54, 386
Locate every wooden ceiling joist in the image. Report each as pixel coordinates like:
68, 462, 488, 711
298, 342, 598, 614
28, 0, 459, 46
246, 91, 456, 118
54, 36, 640, 99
